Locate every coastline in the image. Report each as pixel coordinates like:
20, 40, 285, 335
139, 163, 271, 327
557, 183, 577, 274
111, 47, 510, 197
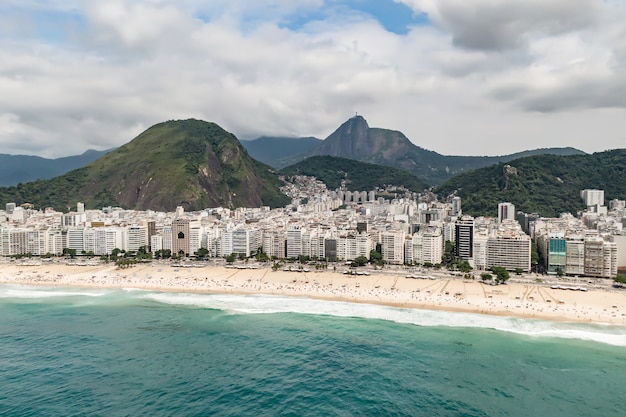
1, 261, 625, 325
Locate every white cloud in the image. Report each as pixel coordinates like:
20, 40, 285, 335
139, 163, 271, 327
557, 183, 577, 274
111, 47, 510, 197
0, 0, 625, 159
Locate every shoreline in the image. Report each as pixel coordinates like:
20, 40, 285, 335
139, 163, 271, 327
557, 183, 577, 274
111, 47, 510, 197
1, 262, 626, 326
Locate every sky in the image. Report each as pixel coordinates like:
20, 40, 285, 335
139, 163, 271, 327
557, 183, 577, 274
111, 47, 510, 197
1, 0, 625, 158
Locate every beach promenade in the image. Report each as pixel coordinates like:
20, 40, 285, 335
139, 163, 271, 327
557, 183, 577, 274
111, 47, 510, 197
1, 260, 625, 325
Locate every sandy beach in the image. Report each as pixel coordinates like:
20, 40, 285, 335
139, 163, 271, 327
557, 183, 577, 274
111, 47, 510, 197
1, 260, 625, 325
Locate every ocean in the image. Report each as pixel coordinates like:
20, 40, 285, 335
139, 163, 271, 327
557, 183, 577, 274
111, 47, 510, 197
1, 284, 625, 417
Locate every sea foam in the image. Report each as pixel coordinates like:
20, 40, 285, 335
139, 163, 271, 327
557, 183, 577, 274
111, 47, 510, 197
140, 292, 626, 347
0, 285, 110, 299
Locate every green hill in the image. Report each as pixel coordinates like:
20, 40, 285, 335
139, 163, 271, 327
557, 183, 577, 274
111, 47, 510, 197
435, 149, 626, 217
0, 119, 289, 212
280, 155, 428, 192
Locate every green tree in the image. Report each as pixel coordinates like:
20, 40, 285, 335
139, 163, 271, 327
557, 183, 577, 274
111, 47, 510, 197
480, 272, 493, 281
225, 254, 236, 263
490, 266, 510, 284
613, 274, 626, 286
195, 247, 210, 259
514, 268, 523, 276
369, 249, 382, 264
458, 261, 472, 273
255, 247, 269, 262
351, 256, 369, 267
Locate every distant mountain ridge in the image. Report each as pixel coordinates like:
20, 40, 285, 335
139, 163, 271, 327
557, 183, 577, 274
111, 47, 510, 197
0, 149, 113, 186
0, 119, 289, 211
240, 136, 322, 166
245, 116, 586, 185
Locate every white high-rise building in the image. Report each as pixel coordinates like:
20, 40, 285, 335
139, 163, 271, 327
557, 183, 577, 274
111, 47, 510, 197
422, 227, 443, 265
486, 234, 531, 272
381, 231, 405, 265
127, 226, 148, 252
286, 225, 303, 258
581, 189, 604, 207
498, 202, 516, 224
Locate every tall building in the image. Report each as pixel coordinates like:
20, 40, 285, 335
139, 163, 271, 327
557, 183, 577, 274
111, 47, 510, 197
422, 227, 443, 265
486, 234, 531, 272
451, 197, 462, 216
584, 238, 617, 278
546, 234, 566, 275
286, 225, 302, 258
127, 226, 148, 252
171, 219, 190, 256
581, 189, 604, 207
381, 231, 405, 265
498, 202, 516, 224
455, 216, 474, 262
565, 238, 585, 276
324, 238, 337, 261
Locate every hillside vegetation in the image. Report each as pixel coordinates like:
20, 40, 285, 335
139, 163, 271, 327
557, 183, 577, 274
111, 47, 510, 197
0, 119, 289, 211
280, 156, 428, 192
436, 149, 626, 217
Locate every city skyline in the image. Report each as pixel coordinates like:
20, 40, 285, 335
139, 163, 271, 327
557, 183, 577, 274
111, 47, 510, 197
2, 1, 626, 158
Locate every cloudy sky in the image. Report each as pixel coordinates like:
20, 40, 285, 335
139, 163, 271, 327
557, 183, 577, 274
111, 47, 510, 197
1, 0, 625, 158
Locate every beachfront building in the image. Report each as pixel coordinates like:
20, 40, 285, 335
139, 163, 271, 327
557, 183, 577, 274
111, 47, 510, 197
262, 230, 286, 259
286, 225, 302, 259
486, 233, 531, 272
455, 216, 474, 265
381, 230, 405, 265
336, 234, 373, 261
47, 228, 64, 256
171, 219, 190, 256
189, 224, 204, 255
127, 226, 148, 252
225, 228, 260, 258
565, 237, 585, 276
544, 233, 567, 275
472, 232, 489, 271
406, 226, 444, 265
584, 237, 617, 278
0, 227, 46, 256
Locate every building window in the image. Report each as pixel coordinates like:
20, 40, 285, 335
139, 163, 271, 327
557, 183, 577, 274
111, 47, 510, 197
178, 232, 185, 239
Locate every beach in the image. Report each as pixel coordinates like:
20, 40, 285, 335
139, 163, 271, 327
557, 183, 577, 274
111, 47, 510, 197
1, 260, 625, 325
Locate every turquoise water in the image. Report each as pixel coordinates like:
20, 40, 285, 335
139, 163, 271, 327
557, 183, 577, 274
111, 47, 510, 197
1, 285, 625, 416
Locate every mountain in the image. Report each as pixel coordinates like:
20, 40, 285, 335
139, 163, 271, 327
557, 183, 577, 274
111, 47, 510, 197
435, 149, 626, 217
240, 136, 322, 167
0, 119, 290, 212
280, 156, 428, 192
0, 149, 113, 186
304, 116, 586, 185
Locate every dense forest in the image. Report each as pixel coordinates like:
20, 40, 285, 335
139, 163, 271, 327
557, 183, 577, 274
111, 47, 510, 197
435, 149, 626, 217
280, 155, 428, 192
